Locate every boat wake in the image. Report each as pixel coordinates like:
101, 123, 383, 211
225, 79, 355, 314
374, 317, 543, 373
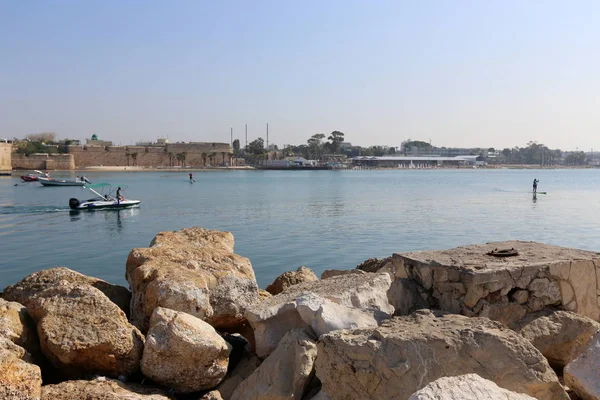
0, 206, 71, 215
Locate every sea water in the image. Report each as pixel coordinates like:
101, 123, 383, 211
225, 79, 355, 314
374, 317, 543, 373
1, 169, 600, 289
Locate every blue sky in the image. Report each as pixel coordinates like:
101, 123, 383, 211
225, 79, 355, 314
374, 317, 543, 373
1, 1, 599, 150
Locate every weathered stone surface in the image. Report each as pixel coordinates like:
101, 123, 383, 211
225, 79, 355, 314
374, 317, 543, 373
316, 310, 568, 400
518, 310, 600, 368
321, 269, 366, 280
246, 273, 393, 357
266, 266, 319, 295
41, 377, 172, 399
0, 298, 38, 354
564, 332, 600, 400
387, 279, 430, 316
408, 374, 536, 400
2, 266, 131, 316
24, 283, 144, 378
258, 289, 272, 301
296, 293, 385, 337
308, 391, 333, 400
141, 307, 229, 393
355, 257, 392, 273
0, 337, 42, 400
231, 329, 317, 400
216, 352, 261, 400
126, 227, 259, 332
200, 391, 224, 400
392, 241, 600, 322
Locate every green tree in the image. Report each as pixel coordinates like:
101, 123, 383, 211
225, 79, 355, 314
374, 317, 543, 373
247, 138, 265, 155
327, 131, 344, 154
232, 139, 240, 155
307, 133, 326, 160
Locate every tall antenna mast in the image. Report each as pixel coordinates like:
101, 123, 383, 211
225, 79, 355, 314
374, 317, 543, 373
230, 127, 233, 147
245, 124, 248, 149
266, 123, 269, 150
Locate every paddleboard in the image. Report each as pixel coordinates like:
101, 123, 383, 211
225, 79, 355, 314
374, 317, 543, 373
532, 192, 547, 194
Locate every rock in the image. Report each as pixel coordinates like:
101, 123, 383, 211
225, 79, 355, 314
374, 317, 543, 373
355, 257, 392, 273
0, 298, 39, 354
141, 307, 229, 393
564, 332, 600, 400
246, 273, 394, 358
320, 269, 366, 280
308, 391, 332, 400
41, 377, 172, 399
316, 310, 568, 400
518, 310, 600, 368
266, 266, 319, 295
258, 290, 272, 301
2, 266, 131, 316
296, 293, 385, 337
0, 337, 42, 400
392, 241, 600, 321
24, 283, 144, 378
387, 279, 430, 316
126, 227, 259, 332
231, 329, 317, 400
200, 391, 224, 400
216, 352, 261, 400
408, 374, 536, 400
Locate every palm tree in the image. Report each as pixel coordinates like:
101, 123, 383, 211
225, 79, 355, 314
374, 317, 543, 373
131, 153, 138, 166
126, 150, 131, 166
209, 152, 215, 166
221, 152, 226, 166
201, 152, 207, 167
168, 152, 174, 167
181, 152, 187, 167
176, 153, 183, 166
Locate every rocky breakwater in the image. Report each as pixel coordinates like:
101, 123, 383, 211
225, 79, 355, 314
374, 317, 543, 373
3, 230, 600, 399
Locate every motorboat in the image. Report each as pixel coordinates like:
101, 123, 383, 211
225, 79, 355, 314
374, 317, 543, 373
20, 170, 48, 182
69, 183, 141, 210
39, 176, 91, 186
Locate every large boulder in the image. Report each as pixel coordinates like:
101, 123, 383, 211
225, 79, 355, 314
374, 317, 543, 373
41, 377, 172, 399
355, 257, 392, 273
0, 337, 42, 400
216, 351, 261, 399
20, 283, 144, 378
564, 332, 600, 400
266, 266, 319, 295
517, 310, 600, 368
2, 267, 131, 316
126, 227, 259, 332
316, 310, 568, 400
0, 298, 39, 354
246, 273, 394, 357
201, 391, 224, 400
408, 374, 536, 400
231, 329, 317, 400
320, 269, 366, 280
141, 307, 230, 393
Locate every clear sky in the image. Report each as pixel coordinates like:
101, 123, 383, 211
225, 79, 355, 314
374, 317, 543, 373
1, 1, 599, 150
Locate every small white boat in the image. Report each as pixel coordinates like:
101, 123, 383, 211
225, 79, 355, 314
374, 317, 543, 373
39, 177, 91, 186
69, 183, 141, 210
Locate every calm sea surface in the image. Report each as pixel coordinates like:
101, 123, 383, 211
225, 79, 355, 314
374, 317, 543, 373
1, 169, 600, 289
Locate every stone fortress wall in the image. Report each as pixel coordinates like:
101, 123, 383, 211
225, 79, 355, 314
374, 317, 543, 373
0, 143, 11, 171
11, 153, 75, 170
68, 142, 233, 168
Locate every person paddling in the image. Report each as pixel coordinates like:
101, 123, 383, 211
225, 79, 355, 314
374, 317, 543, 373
189, 173, 194, 182
533, 179, 539, 194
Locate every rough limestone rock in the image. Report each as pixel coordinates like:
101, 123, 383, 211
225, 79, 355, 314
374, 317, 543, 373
564, 332, 600, 400
0, 298, 39, 354
355, 257, 392, 273
200, 391, 224, 400
24, 283, 144, 378
408, 374, 536, 400
266, 266, 319, 295
216, 352, 261, 399
231, 329, 317, 400
2, 266, 131, 316
141, 307, 230, 393
316, 310, 568, 400
390, 241, 600, 323
387, 278, 430, 316
41, 377, 172, 399
518, 310, 600, 368
320, 269, 366, 280
296, 293, 385, 337
246, 273, 394, 357
309, 392, 333, 400
0, 337, 42, 400
126, 227, 259, 332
